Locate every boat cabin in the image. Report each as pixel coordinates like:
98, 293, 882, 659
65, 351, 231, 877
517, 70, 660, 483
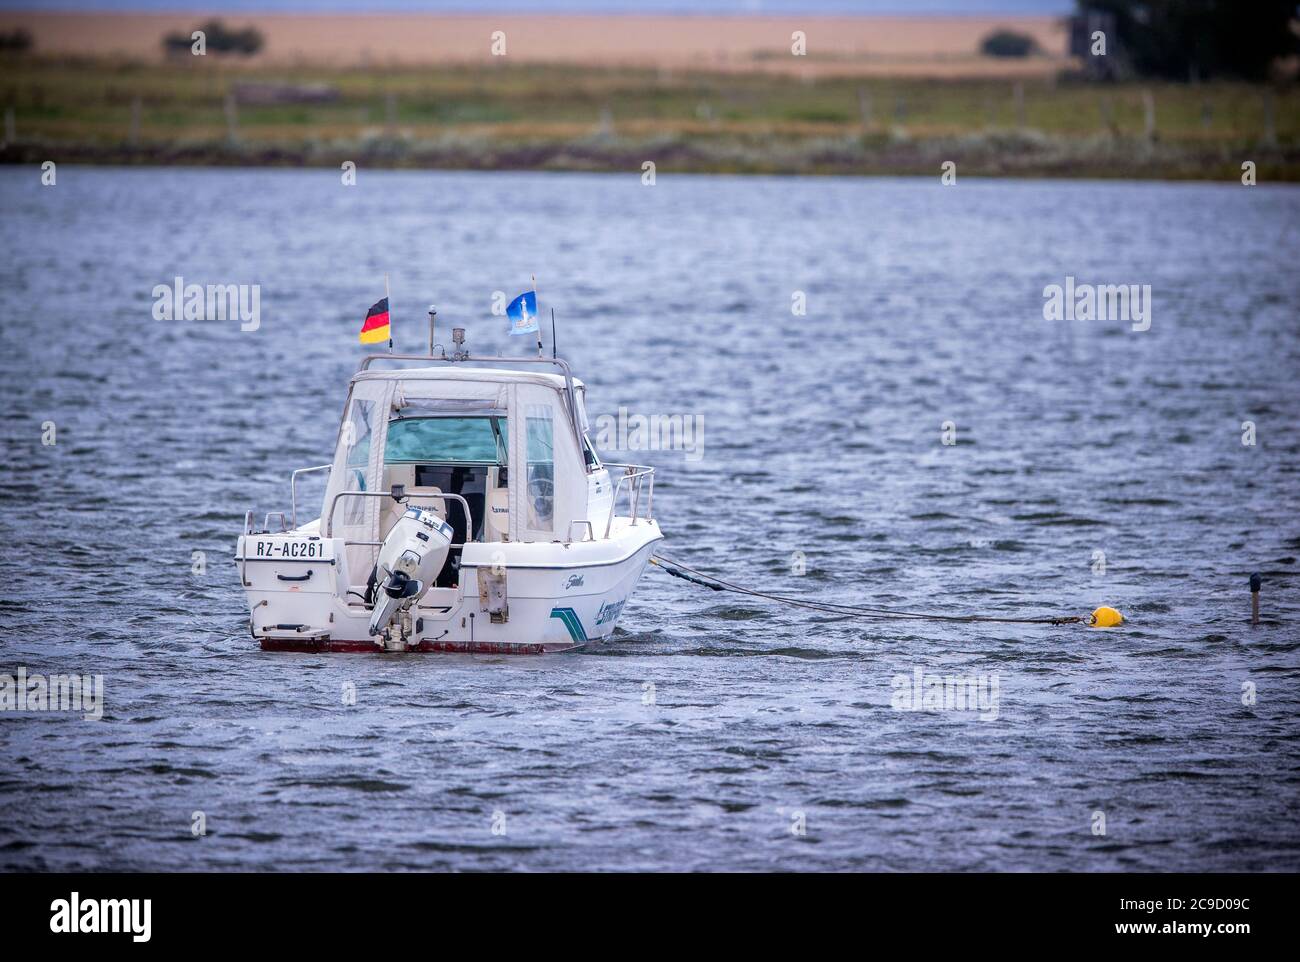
320, 364, 606, 587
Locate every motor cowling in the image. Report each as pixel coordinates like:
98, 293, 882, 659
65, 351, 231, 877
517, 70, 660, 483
367, 506, 454, 638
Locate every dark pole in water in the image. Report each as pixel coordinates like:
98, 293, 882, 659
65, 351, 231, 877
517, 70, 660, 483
1250, 572, 1261, 626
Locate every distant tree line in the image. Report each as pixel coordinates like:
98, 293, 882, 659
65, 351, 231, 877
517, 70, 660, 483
0, 28, 33, 53
981, 30, 1041, 58
163, 20, 264, 57
1074, 0, 1300, 81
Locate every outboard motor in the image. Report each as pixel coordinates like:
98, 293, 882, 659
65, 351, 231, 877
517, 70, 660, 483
368, 506, 454, 643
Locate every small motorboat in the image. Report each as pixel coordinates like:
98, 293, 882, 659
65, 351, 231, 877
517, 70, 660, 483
235, 331, 662, 653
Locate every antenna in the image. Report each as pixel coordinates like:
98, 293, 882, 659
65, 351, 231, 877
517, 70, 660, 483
551, 308, 557, 359
427, 304, 436, 358
533, 274, 542, 359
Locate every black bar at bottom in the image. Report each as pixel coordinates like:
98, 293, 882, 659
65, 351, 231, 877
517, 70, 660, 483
0, 871, 1285, 948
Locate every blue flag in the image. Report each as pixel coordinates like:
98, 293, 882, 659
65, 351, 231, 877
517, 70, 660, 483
506, 290, 539, 336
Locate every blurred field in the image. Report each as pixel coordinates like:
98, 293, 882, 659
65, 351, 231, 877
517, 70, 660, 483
2, 56, 1297, 179
0, 12, 1071, 76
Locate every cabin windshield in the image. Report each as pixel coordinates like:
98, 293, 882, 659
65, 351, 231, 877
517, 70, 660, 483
385, 416, 507, 464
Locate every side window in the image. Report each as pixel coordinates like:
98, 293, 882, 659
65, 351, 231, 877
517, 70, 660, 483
525, 403, 554, 531
342, 399, 374, 524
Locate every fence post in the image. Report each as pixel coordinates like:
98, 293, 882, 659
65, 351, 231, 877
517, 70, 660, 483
224, 90, 239, 145
129, 96, 142, 146
857, 87, 872, 130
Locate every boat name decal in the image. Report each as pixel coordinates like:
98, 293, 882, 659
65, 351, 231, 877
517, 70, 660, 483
595, 598, 626, 626
564, 574, 585, 589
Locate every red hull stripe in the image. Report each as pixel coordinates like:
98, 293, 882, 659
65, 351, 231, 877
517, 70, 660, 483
259, 637, 579, 655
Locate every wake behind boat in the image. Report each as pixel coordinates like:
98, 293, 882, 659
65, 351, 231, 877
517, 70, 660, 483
235, 319, 662, 653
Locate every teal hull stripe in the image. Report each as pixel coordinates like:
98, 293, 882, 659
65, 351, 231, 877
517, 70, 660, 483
549, 607, 588, 642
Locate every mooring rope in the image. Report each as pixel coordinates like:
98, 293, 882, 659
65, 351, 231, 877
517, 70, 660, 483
650, 555, 1084, 626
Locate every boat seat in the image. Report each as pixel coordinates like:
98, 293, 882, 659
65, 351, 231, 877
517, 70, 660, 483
380, 465, 447, 540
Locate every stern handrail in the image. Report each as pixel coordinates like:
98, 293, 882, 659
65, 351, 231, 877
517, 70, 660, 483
602, 463, 655, 538
324, 489, 474, 541
290, 464, 332, 529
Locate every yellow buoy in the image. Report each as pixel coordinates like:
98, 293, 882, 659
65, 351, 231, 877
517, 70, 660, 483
1088, 606, 1124, 628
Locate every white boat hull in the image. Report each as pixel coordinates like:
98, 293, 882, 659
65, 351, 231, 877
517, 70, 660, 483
236, 517, 662, 654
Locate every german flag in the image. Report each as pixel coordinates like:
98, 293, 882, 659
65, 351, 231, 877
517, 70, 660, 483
359, 297, 390, 346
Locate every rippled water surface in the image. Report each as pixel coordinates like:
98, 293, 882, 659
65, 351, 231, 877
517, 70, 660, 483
1, 167, 1297, 871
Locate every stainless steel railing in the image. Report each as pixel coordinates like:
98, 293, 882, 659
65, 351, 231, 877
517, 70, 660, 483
244, 510, 289, 535
323, 489, 474, 541
243, 464, 332, 535
249, 459, 652, 548
602, 463, 655, 538
290, 464, 332, 528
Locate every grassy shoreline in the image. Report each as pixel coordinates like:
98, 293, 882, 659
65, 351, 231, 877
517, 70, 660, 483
3, 58, 1297, 180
